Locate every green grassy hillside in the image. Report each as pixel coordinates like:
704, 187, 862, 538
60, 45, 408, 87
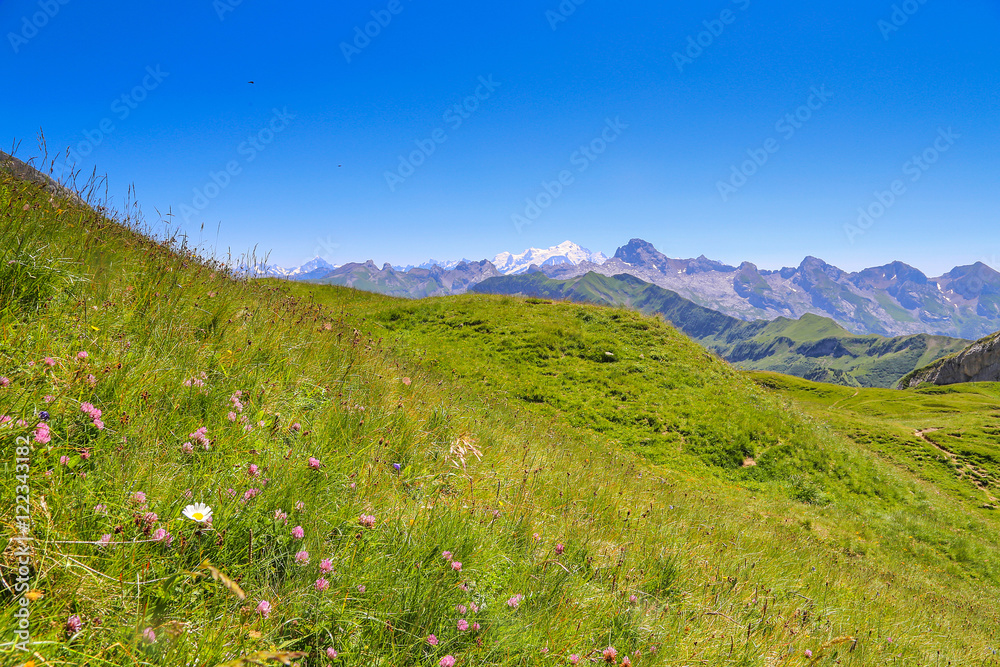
3, 164, 1000, 666
471, 272, 969, 388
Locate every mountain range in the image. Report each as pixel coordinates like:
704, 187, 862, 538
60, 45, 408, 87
274, 238, 1000, 340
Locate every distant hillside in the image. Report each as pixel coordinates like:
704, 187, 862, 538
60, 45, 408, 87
472, 271, 969, 388
899, 329, 1000, 388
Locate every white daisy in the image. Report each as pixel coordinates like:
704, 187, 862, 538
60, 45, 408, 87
182, 502, 213, 523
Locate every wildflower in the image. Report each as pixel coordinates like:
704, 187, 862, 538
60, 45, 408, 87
357, 585, 366, 593
569, 655, 581, 664
132, 491, 147, 504
248, 463, 259, 477
0, 377, 9, 388
93, 419, 104, 430
507, 594, 523, 609
226, 488, 237, 498
256, 600, 272, 618
451, 561, 462, 572
227, 411, 237, 422
427, 634, 439, 646
143, 512, 159, 526
470, 603, 479, 613
439, 656, 456, 667
66, 615, 82, 634
181, 442, 194, 454
183, 488, 193, 498
98, 534, 112, 546
541, 648, 549, 655
804, 649, 813, 658
602, 647, 617, 663
308, 457, 321, 469
314, 577, 329, 592
189, 426, 209, 448
555, 543, 565, 555
320, 558, 334, 573
77, 351, 89, 360
326, 647, 338, 659
442, 550, 453, 561
402, 377, 411, 386
60, 455, 69, 466
242, 488, 259, 503
44, 394, 54, 403
291, 422, 302, 431
629, 594, 637, 604
142, 627, 156, 644
153, 528, 168, 542
621, 657, 632, 667
533, 532, 540, 541
38, 410, 50, 421
44, 357, 56, 367
457, 604, 468, 614
472, 622, 481, 631
292, 525, 305, 539
94, 504, 107, 514
80, 449, 91, 460
34, 422, 51, 444
295, 550, 310, 564
358, 514, 376, 529
86, 374, 97, 387
392, 463, 401, 471
458, 582, 469, 591
295, 500, 305, 511
457, 619, 469, 631
182, 502, 213, 523
274, 509, 288, 524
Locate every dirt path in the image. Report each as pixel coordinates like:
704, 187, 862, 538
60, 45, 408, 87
830, 389, 860, 410
915, 428, 998, 504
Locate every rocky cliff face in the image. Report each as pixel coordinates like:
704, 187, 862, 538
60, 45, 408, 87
899, 330, 1000, 388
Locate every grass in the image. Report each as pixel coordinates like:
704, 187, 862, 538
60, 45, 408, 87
2, 162, 1000, 666
469, 272, 968, 388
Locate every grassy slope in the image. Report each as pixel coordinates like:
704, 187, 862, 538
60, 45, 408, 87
289, 285, 1000, 664
1, 167, 999, 666
470, 273, 968, 388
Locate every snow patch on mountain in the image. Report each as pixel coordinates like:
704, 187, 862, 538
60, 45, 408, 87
492, 241, 607, 275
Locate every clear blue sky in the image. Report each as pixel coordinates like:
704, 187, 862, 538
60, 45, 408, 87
2, 0, 998, 275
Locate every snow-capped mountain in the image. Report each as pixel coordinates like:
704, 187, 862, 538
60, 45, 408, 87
392, 258, 473, 272
241, 257, 337, 278
492, 241, 607, 275
288, 257, 336, 278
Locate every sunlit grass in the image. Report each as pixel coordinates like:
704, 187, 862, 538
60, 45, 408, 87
2, 166, 1000, 665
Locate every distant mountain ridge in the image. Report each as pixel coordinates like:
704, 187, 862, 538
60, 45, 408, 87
265, 237, 1000, 339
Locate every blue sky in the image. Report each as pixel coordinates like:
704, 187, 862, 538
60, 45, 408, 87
2, 0, 998, 275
